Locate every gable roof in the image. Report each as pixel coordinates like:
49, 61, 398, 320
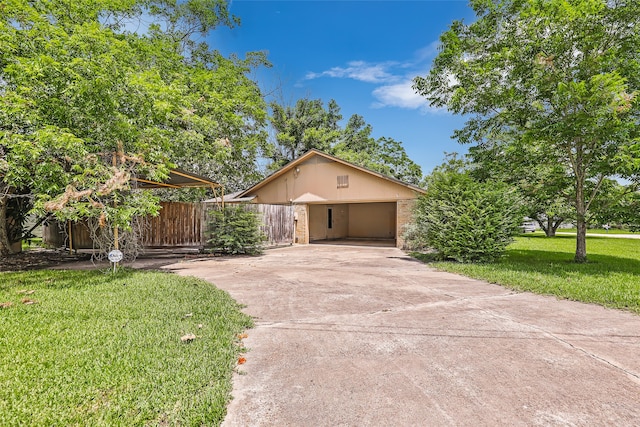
238, 149, 425, 197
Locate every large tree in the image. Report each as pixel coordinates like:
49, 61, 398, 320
468, 135, 575, 237
414, 0, 640, 262
267, 98, 342, 169
0, 0, 268, 255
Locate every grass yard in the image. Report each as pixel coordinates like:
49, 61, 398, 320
0, 269, 253, 426
555, 228, 640, 235
413, 235, 640, 314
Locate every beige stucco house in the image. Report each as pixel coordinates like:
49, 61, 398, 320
236, 150, 425, 248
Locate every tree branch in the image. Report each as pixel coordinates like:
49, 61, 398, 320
584, 174, 605, 213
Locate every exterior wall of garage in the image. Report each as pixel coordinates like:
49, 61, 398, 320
294, 204, 309, 244
238, 150, 425, 248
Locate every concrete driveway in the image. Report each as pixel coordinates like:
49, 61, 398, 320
164, 244, 640, 426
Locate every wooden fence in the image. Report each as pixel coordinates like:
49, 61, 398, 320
203, 202, 295, 247
44, 202, 294, 250
143, 202, 204, 247
248, 203, 295, 247
42, 220, 93, 249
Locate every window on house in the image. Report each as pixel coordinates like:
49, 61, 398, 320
337, 175, 349, 188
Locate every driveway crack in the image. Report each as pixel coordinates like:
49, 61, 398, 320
482, 310, 640, 385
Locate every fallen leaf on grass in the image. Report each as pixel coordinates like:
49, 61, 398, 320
17, 290, 35, 295
21, 298, 37, 305
183, 313, 193, 318
0, 302, 12, 309
237, 333, 248, 339
180, 333, 197, 343
237, 357, 246, 365
198, 324, 203, 329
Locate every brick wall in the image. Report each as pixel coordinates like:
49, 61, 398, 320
294, 204, 309, 244
396, 199, 417, 249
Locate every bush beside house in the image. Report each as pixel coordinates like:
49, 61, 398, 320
407, 161, 524, 263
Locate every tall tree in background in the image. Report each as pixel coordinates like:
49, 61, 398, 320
267, 98, 342, 169
334, 120, 424, 185
268, 98, 424, 185
468, 136, 574, 237
471, 136, 640, 235
414, 0, 640, 262
0, 0, 268, 255
336, 114, 378, 154
586, 179, 640, 229
333, 114, 382, 176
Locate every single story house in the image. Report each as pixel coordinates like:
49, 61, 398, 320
235, 150, 426, 248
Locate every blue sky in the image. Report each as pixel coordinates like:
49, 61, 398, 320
209, 0, 477, 175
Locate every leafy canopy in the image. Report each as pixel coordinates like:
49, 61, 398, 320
0, 0, 268, 254
414, 0, 640, 262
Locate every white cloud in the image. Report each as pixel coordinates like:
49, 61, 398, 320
304, 40, 449, 114
371, 81, 427, 109
372, 80, 446, 114
305, 61, 397, 84
414, 40, 441, 62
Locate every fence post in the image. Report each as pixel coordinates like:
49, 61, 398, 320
200, 202, 206, 251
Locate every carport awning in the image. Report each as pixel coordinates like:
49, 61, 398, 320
132, 168, 220, 189
204, 191, 256, 203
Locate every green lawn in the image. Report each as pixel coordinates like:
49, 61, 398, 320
555, 228, 640, 235
0, 269, 252, 426
21, 237, 43, 251
413, 234, 640, 314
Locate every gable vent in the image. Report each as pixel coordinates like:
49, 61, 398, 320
337, 175, 349, 188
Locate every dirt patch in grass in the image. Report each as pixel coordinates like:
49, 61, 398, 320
0, 249, 91, 272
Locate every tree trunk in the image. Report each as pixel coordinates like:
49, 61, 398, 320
545, 217, 556, 237
575, 217, 587, 263
0, 194, 14, 256
545, 217, 565, 237
574, 178, 587, 263
534, 215, 550, 236
572, 138, 589, 263
552, 218, 564, 236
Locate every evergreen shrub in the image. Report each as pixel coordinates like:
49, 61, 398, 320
409, 161, 524, 263
206, 205, 265, 255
